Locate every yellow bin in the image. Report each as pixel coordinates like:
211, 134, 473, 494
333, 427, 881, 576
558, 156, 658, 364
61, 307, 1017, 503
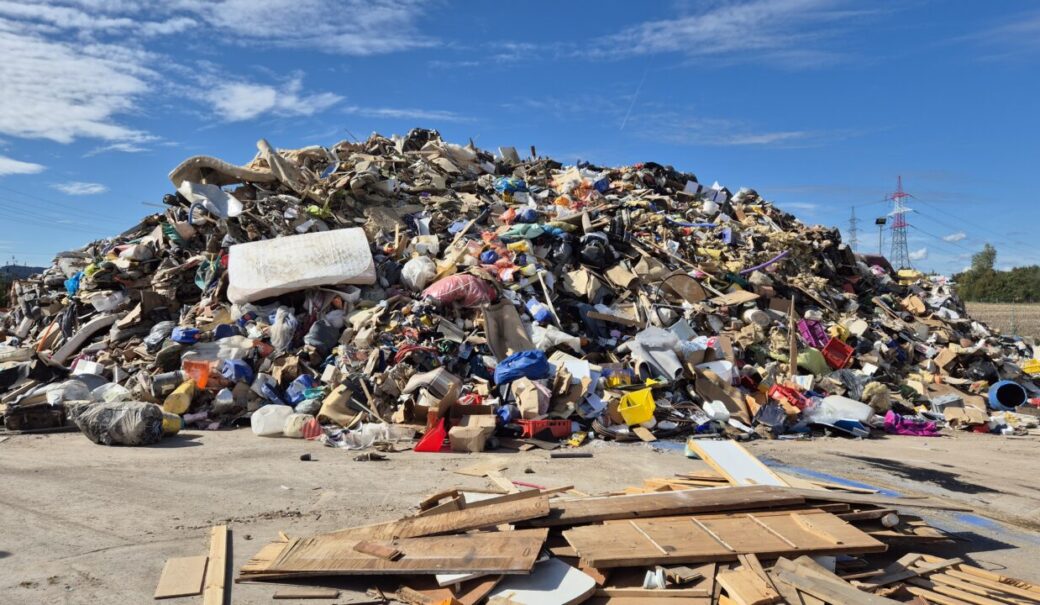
1022, 359, 1040, 376
618, 389, 656, 425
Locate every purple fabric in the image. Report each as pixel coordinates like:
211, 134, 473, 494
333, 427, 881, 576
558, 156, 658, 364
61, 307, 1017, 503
883, 409, 940, 437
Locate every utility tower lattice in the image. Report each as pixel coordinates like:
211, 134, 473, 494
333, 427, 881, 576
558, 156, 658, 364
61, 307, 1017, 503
848, 207, 859, 250
887, 176, 913, 269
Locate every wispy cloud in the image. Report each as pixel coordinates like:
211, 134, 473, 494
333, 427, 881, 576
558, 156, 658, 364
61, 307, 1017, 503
204, 75, 341, 122
584, 0, 879, 68
342, 106, 472, 123
785, 202, 819, 211
909, 247, 928, 261
630, 113, 851, 148
964, 9, 1040, 59
52, 181, 107, 195
0, 154, 45, 176
943, 231, 967, 242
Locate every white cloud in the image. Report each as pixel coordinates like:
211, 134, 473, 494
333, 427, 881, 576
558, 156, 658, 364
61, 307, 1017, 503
966, 10, 1040, 58
173, 0, 434, 55
0, 154, 45, 176
342, 106, 471, 123
943, 231, 967, 242
52, 181, 107, 195
785, 202, 819, 211
586, 0, 876, 67
909, 247, 928, 261
0, 28, 154, 143
206, 76, 341, 122
629, 113, 841, 148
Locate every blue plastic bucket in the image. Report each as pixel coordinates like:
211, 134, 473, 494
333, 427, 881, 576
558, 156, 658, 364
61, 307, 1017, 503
988, 380, 1026, 411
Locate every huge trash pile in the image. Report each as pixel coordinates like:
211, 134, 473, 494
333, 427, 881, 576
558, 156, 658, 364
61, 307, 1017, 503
1, 128, 1038, 446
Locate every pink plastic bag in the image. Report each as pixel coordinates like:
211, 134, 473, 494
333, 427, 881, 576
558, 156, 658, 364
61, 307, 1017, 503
422, 274, 496, 307
883, 410, 940, 437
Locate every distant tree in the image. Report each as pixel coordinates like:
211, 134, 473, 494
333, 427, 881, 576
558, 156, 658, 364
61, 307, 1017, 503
972, 243, 997, 272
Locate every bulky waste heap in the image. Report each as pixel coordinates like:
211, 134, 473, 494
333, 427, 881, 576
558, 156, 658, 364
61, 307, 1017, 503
1, 128, 1038, 447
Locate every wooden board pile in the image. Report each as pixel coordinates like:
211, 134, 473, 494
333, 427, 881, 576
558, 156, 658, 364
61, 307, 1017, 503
226, 445, 1040, 604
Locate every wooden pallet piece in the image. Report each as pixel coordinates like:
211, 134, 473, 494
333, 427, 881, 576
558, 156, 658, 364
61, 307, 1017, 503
858, 554, 962, 590
239, 528, 547, 580
907, 577, 1021, 605
564, 509, 886, 568
716, 566, 781, 605
527, 485, 804, 527
922, 574, 1040, 605
154, 555, 207, 599
353, 540, 403, 561
942, 570, 1040, 602
905, 585, 975, 605
771, 559, 899, 605
327, 496, 549, 540
203, 525, 228, 605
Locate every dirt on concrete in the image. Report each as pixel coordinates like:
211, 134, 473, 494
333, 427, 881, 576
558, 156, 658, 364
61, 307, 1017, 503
1, 429, 1038, 604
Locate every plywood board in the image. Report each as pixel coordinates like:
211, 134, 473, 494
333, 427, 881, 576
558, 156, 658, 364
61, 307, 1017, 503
685, 441, 787, 487
272, 587, 340, 599
240, 529, 547, 580
327, 496, 549, 540
563, 509, 886, 568
526, 485, 803, 527
154, 555, 207, 599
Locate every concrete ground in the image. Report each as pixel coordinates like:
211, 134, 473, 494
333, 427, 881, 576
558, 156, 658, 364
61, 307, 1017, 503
1, 429, 1038, 604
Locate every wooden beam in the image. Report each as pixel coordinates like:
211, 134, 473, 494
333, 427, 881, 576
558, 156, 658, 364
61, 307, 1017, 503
327, 496, 549, 540
203, 525, 228, 605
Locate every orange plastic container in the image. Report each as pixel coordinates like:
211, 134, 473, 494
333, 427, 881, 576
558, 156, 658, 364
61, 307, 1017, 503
518, 419, 572, 439
821, 337, 854, 370
181, 359, 213, 389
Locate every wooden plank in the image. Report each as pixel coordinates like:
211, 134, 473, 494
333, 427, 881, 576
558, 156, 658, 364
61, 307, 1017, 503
239, 529, 547, 580
455, 460, 508, 477
943, 570, 1040, 602
716, 567, 781, 605
782, 487, 974, 511
327, 496, 549, 540
906, 585, 976, 605
272, 587, 340, 599
487, 471, 521, 494
928, 574, 1040, 605
353, 540, 403, 561
564, 509, 886, 568
948, 564, 1040, 597
858, 555, 961, 590
772, 563, 899, 605
153, 555, 207, 599
908, 578, 1022, 605
203, 525, 228, 605
685, 441, 788, 487
791, 513, 844, 544
527, 485, 804, 527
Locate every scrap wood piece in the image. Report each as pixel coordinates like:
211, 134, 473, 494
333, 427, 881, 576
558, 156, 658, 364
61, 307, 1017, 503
563, 509, 886, 568
326, 495, 549, 540
684, 440, 788, 487
526, 485, 804, 527
665, 564, 708, 586
272, 587, 340, 599
771, 559, 900, 605
924, 574, 1040, 605
717, 566, 781, 605
239, 529, 547, 579
791, 512, 844, 544
487, 471, 520, 494
781, 487, 975, 511
353, 540, 404, 561
942, 570, 1040, 602
154, 555, 207, 599
905, 585, 976, 605
937, 562, 1040, 597
906, 577, 1027, 605
455, 460, 508, 477
858, 554, 962, 590
203, 525, 229, 605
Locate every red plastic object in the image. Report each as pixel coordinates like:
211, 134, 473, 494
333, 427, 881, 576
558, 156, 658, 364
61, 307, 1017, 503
821, 337, 854, 370
518, 419, 573, 439
768, 384, 810, 410
414, 418, 449, 452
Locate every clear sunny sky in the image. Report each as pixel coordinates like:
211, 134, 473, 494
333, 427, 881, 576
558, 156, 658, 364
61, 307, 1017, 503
0, 1, 1037, 275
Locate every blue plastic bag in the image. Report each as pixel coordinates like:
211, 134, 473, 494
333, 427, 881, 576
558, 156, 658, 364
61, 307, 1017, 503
286, 375, 317, 405
64, 271, 83, 296
494, 176, 527, 194
493, 350, 552, 385
171, 327, 200, 344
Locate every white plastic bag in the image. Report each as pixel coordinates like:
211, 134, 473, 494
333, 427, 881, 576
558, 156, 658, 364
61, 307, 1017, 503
270, 306, 295, 352
401, 256, 437, 291
251, 404, 293, 436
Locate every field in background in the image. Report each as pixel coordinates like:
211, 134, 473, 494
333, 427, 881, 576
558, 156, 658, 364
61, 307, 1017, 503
965, 302, 1040, 339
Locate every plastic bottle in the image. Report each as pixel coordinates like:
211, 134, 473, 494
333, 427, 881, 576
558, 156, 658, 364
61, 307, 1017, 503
162, 412, 183, 435
213, 388, 236, 414
525, 298, 552, 323
163, 379, 196, 414
251, 404, 293, 436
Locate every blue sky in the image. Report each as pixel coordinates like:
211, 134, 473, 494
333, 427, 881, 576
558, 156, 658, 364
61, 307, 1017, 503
0, 0, 1037, 274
